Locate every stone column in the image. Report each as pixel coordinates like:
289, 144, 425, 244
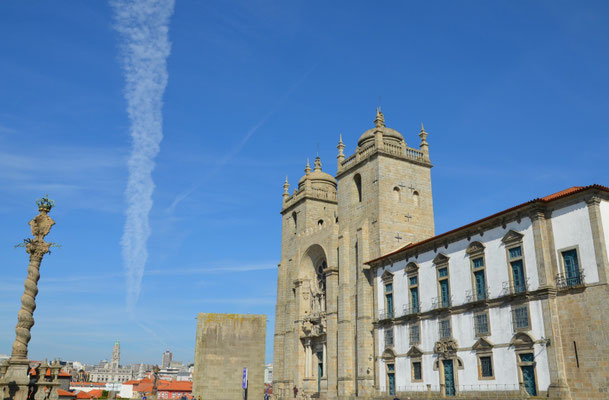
529, 208, 571, 399
530, 207, 557, 287
0, 197, 56, 400
356, 225, 375, 396
337, 233, 355, 396
324, 266, 339, 397
293, 279, 305, 388
586, 195, 609, 284
304, 340, 311, 378
322, 343, 327, 377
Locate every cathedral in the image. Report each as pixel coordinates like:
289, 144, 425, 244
272, 109, 609, 399
273, 108, 435, 398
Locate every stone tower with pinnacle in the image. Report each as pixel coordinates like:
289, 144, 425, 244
111, 340, 120, 370
273, 108, 435, 398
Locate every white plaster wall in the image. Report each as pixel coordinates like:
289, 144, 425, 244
551, 201, 598, 283
119, 384, 133, 399
372, 216, 557, 393
600, 200, 609, 263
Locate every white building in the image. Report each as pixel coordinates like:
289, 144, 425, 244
368, 185, 609, 398
264, 364, 273, 385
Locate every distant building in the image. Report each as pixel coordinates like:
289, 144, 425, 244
88, 341, 136, 383
264, 364, 273, 385
162, 349, 173, 369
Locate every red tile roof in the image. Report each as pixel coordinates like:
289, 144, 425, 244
29, 368, 72, 378
367, 184, 609, 265
87, 390, 104, 398
76, 392, 93, 399
158, 381, 192, 392
57, 390, 77, 397
71, 383, 105, 387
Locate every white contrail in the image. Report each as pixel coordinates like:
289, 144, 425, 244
111, 0, 175, 311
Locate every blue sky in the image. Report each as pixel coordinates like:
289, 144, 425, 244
1, 0, 608, 366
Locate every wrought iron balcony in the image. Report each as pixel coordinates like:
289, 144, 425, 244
556, 270, 585, 289
500, 278, 529, 296
431, 296, 452, 310
378, 309, 394, 321
403, 303, 420, 315
465, 288, 488, 303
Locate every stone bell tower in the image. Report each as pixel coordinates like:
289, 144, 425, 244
273, 156, 340, 398
273, 108, 435, 399
334, 108, 434, 397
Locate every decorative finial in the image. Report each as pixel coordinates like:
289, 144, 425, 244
305, 159, 311, 175
36, 195, 54, 213
314, 156, 322, 171
374, 107, 385, 128
339, 133, 343, 145
283, 176, 290, 195
419, 123, 428, 144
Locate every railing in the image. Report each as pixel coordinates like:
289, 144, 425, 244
403, 303, 420, 315
339, 141, 429, 173
556, 269, 585, 289
431, 296, 452, 310
500, 278, 529, 296
396, 383, 521, 394
382, 141, 403, 156
378, 310, 393, 321
283, 186, 337, 208
465, 288, 488, 303
404, 146, 425, 161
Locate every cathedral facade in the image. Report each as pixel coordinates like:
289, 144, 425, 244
273, 109, 435, 398
273, 110, 609, 399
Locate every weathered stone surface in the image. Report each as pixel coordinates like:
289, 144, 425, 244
193, 313, 266, 400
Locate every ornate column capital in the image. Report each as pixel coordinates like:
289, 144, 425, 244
586, 195, 602, 207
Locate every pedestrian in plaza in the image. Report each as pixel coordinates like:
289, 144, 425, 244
293, 386, 298, 398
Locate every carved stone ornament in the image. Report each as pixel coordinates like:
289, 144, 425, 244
381, 270, 394, 283
502, 230, 523, 245
406, 345, 423, 358
433, 253, 449, 265
433, 338, 458, 358
405, 262, 419, 273
466, 241, 485, 255
472, 337, 493, 352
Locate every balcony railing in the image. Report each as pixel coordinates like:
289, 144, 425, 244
500, 278, 529, 296
465, 288, 488, 303
403, 303, 420, 315
556, 270, 585, 289
431, 296, 452, 310
378, 310, 394, 320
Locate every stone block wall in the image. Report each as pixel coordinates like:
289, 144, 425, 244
193, 313, 266, 400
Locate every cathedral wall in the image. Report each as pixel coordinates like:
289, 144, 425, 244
376, 155, 434, 255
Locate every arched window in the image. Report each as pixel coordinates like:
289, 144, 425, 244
292, 211, 298, 232
413, 191, 420, 206
393, 186, 401, 202
354, 174, 362, 202
318, 219, 324, 227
